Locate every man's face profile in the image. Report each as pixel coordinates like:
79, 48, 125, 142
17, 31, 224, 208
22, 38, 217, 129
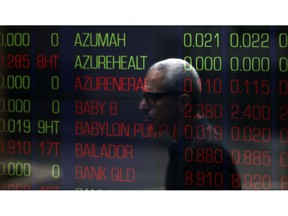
139, 68, 179, 132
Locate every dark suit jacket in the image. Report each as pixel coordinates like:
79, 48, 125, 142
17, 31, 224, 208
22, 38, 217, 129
165, 118, 241, 190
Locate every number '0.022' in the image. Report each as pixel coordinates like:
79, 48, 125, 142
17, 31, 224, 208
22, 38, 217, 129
229, 33, 269, 48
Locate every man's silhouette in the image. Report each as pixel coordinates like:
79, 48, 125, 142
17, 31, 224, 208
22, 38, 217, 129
139, 58, 241, 189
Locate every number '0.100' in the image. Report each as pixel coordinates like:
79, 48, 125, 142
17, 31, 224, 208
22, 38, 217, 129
183, 33, 220, 48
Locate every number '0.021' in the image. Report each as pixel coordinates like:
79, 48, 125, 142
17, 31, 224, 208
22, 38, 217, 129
183, 33, 220, 48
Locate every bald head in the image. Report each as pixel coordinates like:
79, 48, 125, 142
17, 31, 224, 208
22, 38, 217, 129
139, 58, 203, 135
148, 58, 202, 105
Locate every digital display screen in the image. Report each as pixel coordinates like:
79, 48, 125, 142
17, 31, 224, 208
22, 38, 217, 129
0, 26, 287, 190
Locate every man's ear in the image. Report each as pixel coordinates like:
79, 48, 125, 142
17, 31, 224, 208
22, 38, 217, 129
178, 94, 191, 112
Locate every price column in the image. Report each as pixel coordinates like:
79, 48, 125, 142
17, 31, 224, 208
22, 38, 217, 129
276, 28, 288, 189
0, 29, 33, 190
182, 28, 223, 129
182, 27, 225, 188
227, 27, 273, 189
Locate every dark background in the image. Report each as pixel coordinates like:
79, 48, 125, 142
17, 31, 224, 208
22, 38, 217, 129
0, 26, 287, 189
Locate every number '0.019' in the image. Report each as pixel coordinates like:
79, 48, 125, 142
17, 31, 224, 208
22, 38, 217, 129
0, 119, 31, 134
